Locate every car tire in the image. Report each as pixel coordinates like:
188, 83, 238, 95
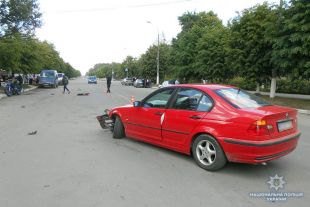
113, 116, 125, 139
192, 134, 227, 171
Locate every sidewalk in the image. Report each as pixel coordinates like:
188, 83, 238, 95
0, 85, 38, 100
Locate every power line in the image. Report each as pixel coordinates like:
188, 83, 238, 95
47, 0, 192, 14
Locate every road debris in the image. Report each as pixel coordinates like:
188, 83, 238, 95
28, 130, 37, 135
77, 93, 90, 96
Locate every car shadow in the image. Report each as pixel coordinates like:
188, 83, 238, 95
118, 136, 285, 177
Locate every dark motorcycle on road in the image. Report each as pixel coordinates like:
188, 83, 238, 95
4, 80, 22, 97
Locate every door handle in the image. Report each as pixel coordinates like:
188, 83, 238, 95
154, 111, 163, 116
190, 115, 201, 120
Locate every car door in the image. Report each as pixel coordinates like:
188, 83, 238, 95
162, 88, 214, 149
127, 88, 176, 141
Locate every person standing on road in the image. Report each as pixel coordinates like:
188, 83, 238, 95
106, 75, 112, 93
62, 75, 70, 94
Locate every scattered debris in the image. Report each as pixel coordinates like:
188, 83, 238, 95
28, 130, 37, 135
21, 105, 26, 108
43, 185, 50, 188
77, 93, 90, 96
50, 93, 55, 95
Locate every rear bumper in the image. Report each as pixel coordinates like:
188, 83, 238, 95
39, 83, 55, 87
218, 131, 301, 164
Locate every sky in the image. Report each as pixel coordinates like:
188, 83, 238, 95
36, 0, 278, 75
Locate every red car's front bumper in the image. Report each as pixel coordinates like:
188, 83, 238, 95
218, 131, 301, 164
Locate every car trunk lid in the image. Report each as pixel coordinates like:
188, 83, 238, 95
242, 105, 298, 140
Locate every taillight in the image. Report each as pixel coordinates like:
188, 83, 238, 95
248, 120, 274, 136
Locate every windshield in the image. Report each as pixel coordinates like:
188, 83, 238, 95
89, 76, 96, 80
58, 74, 64, 78
215, 88, 271, 109
41, 71, 55, 78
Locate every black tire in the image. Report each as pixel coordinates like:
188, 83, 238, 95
113, 116, 125, 139
5, 87, 12, 97
192, 134, 227, 171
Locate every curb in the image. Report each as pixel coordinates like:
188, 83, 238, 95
0, 93, 5, 100
0, 86, 38, 100
298, 109, 310, 115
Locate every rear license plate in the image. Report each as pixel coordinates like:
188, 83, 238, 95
277, 120, 293, 132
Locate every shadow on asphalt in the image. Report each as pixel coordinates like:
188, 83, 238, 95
98, 133, 283, 177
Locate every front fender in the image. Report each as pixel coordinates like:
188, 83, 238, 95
109, 109, 123, 121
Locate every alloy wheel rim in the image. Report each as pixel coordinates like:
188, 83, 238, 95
196, 140, 216, 166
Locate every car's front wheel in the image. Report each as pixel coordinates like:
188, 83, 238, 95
113, 116, 125, 139
192, 134, 226, 171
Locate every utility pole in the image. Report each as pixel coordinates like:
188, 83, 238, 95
147, 21, 160, 85
156, 33, 160, 85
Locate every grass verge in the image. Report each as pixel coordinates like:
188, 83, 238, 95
261, 95, 310, 110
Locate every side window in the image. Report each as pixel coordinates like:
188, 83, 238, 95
171, 88, 202, 111
143, 88, 175, 108
197, 95, 213, 112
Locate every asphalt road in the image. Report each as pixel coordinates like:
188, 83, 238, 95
0, 77, 309, 207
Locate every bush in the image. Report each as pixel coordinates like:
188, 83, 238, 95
227, 77, 256, 90
277, 79, 310, 95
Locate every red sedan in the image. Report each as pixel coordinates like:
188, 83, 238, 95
102, 84, 301, 171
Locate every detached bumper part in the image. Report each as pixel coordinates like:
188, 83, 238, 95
96, 109, 113, 130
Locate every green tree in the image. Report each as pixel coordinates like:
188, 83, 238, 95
230, 3, 278, 95
139, 43, 171, 83
171, 11, 223, 82
272, 0, 310, 80
196, 24, 232, 82
121, 56, 140, 78
0, 0, 42, 37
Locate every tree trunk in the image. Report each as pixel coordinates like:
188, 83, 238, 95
270, 69, 277, 98
256, 83, 260, 93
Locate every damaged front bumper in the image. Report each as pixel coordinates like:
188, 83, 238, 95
96, 109, 114, 130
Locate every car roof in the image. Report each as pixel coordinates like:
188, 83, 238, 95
172, 84, 236, 91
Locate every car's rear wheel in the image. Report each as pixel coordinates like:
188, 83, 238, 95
192, 134, 226, 171
113, 116, 125, 139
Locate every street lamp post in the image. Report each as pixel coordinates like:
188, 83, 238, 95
147, 21, 160, 85
156, 33, 159, 85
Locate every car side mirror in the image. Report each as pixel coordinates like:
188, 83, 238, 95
133, 101, 141, 107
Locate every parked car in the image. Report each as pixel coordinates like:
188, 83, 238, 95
57, 73, 64, 85
121, 77, 134, 86
133, 79, 144, 88
100, 84, 301, 171
133, 79, 152, 88
160, 79, 179, 88
88, 76, 97, 84
39, 69, 58, 88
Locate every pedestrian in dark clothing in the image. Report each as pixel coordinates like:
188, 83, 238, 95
17, 74, 23, 86
62, 75, 70, 94
106, 75, 112, 93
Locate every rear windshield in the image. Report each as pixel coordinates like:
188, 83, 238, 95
215, 88, 271, 109
58, 74, 64, 78
41, 71, 55, 78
